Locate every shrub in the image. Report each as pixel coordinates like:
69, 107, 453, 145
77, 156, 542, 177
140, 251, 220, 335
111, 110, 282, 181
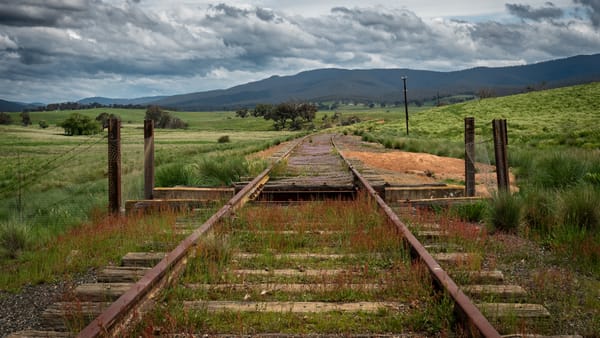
486, 192, 521, 233
218, 135, 230, 143
0, 221, 30, 259
38, 120, 49, 129
59, 113, 101, 136
561, 187, 600, 231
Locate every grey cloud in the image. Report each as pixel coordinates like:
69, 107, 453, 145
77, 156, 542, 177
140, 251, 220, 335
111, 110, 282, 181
1, 2, 599, 103
506, 3, 564, 21
574, 0, 600, 27
0, 1, 87, 27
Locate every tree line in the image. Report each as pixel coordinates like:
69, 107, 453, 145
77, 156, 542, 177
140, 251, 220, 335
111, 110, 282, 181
236, 102, 318, 130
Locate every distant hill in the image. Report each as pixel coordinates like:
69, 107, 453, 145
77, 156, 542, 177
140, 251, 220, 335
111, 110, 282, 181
152, 54, 600, 111
0, 99, 27, 112
77, 96, 166, 106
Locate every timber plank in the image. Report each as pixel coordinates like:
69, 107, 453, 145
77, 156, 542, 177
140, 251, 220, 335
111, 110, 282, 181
477, 303, 550, 318
40, 302, 111, 331
121, 252, 165, 267
6, 330, 73, 338
184, 301, 402, 313
462, 284, 527, 300
97, 266, 150, 283
74, 282, 133, 301
185, 283, 382, 292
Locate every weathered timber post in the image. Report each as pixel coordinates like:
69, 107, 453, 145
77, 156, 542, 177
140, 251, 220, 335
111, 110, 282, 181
144, 119, 154, 200
464, 117, 476, 197
492, 119, 510, 192
108, 118, 122, 214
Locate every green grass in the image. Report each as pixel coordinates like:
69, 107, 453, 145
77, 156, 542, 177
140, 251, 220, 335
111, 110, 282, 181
0, 110, 306, 291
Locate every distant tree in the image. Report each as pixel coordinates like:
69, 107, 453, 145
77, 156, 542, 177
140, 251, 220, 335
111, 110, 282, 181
145, 105, 164, 124
478, 88, 495, 99
95, 112, 111, 130
252, 103, 273, 118
0, 112, 12, 125
20, 111, 31, 126
145, 106, 187, 129
38, 120, 49, 129
59, 113, 101, 136
256, 102, 318, 130
235, 108, 249, 118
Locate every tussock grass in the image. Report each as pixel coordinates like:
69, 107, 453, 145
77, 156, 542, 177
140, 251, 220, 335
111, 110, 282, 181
0, 219, 31, 259
486, 192, 521, 234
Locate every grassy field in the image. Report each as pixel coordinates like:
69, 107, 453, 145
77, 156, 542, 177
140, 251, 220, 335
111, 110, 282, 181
342, 82, 600, 277
0, 109, 305, 290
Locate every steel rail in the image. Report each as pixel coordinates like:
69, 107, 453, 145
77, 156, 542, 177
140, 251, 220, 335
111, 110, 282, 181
78, 137, 304, 337
331, 135, 501, 338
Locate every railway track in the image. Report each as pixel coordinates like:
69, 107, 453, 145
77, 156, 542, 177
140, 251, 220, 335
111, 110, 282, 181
7, 133, 573, 337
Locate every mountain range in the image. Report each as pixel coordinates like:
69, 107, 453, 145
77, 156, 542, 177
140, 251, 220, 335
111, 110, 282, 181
2, 54, 599, 112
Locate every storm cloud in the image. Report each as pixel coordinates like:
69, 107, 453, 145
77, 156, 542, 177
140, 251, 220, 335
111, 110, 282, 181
0, 0, 599, 102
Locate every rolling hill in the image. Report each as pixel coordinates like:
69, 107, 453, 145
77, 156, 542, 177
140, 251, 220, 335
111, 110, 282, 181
152, 54, 600, 111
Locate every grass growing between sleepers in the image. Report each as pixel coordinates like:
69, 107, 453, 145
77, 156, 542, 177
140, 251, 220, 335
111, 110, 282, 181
136, 196, 456, 336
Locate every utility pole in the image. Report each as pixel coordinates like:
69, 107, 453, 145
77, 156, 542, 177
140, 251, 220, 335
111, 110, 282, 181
401, 76, 409, 136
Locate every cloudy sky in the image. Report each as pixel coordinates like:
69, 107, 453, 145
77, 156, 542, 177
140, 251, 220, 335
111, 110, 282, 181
1, 0, 599, 103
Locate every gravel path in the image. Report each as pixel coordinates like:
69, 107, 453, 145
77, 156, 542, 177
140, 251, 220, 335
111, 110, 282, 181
0, 269, 96, 337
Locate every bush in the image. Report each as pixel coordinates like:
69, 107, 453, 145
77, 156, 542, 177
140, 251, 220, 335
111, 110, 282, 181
38, 120, 49, 129
486, 192, 521, 233
0, 221, 30, 259
218, 135, 230, 143
59, 113, 101, 136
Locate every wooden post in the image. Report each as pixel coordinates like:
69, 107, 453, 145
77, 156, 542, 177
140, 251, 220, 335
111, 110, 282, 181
108, 118, 122, 214
144, 119, 155, 200
492, 119, 509, 192
464, 117, 476, 197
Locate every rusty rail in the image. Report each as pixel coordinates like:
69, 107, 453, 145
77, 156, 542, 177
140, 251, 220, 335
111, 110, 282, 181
78, 137, 303, 337
331, 135, 500, 338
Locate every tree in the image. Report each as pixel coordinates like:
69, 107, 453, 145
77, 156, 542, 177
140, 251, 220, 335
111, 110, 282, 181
145, 106, 187, 129
252, 102, 317, 130
235, 108, 249, 118
95, 112, 114, 130
0, 112, 11, 125
252, 103, 273, 118
145, 105, 164, 124
20, 111, 31, 126
59, 113, 101, 136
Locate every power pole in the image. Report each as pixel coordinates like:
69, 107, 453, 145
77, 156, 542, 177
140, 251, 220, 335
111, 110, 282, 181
401, 76, 409, 136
